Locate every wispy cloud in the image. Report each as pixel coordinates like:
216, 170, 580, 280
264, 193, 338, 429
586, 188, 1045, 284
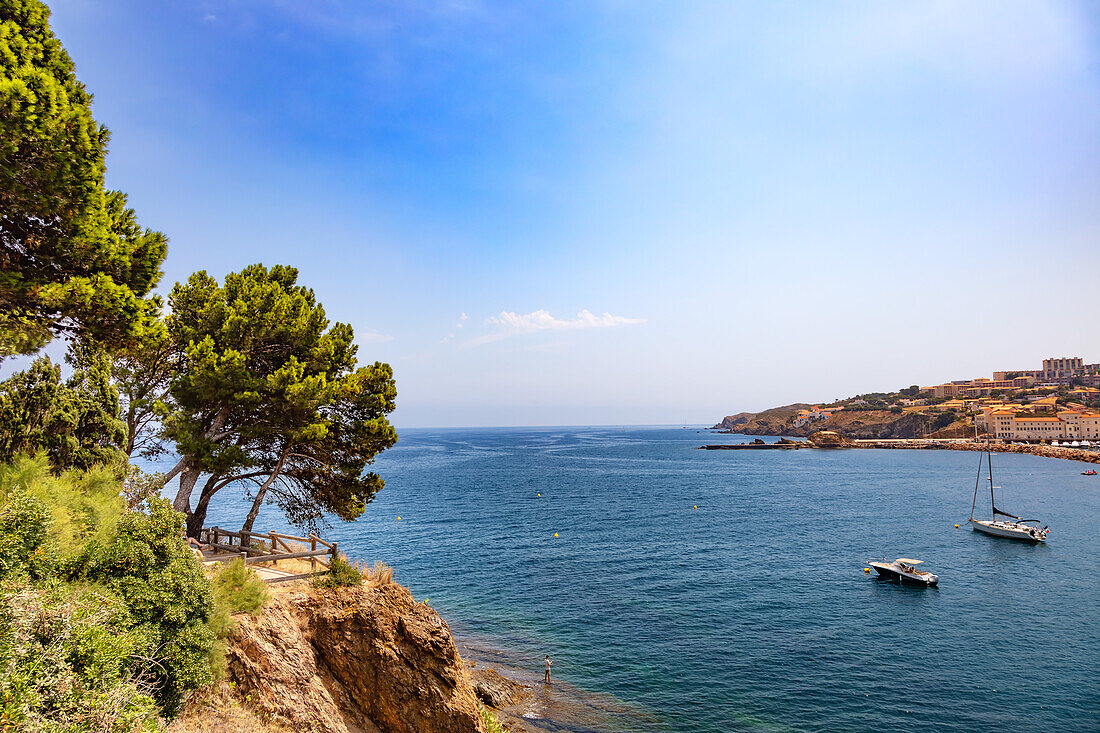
456, 312, 468, 328
359, 330, 394, 343
467, 309, 645, 346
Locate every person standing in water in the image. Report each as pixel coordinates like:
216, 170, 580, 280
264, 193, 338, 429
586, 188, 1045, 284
544, 655, 552, 684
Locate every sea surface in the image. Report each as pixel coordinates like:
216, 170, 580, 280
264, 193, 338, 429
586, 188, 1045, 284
187, 426, 1100, 732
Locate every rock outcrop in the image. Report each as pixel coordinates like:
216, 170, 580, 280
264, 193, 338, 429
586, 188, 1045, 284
470, 668, 529, 709
225, 583, 487, 733
807, 430, 852, 448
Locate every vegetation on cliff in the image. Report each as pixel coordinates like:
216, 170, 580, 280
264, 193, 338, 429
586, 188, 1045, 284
0, 456, 225, 728
0, 0, 397, 538
0, 3, 404, 730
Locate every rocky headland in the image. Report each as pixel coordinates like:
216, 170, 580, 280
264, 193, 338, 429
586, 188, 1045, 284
714, 405, 972, 439
170, 580, 536, 733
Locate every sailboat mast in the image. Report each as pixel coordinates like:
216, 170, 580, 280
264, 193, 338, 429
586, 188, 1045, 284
970, 450, 982, 521
987, 449, 995, 515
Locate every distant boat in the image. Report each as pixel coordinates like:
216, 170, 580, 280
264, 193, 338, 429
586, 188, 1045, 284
967, 447, 1048, 543
1083, 470, 1097, 476
868, 558, 939, 586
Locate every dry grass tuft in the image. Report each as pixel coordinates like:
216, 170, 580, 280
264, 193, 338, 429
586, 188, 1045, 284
168, 681, 292, 733
368, 561, 394, 587
353, 560, 395, 587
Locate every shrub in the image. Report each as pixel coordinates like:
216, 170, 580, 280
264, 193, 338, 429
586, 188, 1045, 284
0, 461, 224, 720
0, 454, 126, 558
480, 705, 505, 733
313, 555, 363, 589
75, 497, 217, 715
208, 558, 270, 644
0, 582, 160, 732
0, 484, 55, 581
211, 559, 269, 615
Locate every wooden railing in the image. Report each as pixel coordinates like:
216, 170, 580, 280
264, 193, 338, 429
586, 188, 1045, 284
198, 527, 337, 584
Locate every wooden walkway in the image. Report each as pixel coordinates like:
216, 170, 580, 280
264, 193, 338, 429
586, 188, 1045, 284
197, 526, 338, 584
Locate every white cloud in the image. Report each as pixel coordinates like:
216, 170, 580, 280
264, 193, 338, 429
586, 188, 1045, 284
359, 330, 394, 343
456, 312, 468, 328
468, 309, 645, 345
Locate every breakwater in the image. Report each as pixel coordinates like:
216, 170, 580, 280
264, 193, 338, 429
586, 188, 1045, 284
854, 439, 1100, 464
701, 437, 1100, 464
699, 442, 807, 450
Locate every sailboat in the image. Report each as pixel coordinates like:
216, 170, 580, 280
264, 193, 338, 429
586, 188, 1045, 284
968, 447, 1048, 543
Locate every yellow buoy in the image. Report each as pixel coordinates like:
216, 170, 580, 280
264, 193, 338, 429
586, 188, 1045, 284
397, 516, 401, 521
693, 505, 697, 510
537, 493, 541, 497
955, 524, 959, 528
864, 568, 870, 573
554, 532, 558, 537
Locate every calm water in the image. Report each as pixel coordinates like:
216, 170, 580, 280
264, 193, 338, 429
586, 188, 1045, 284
192, 426, 1100, 732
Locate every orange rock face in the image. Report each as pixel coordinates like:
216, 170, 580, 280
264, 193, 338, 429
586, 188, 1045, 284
226, 584, 486, 733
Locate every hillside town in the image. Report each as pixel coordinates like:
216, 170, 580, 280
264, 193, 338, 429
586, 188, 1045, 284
925, 356, 1100, 441
721, 356, 1100, 443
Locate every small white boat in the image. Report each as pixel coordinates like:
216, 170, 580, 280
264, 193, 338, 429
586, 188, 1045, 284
868, 558, 939, 586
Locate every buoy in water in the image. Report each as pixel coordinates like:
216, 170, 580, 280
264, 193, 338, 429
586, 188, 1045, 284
955, 524, 959, 528
537, 493, 541, 497
554, 532, 558, 537
693, 505, 697, 510
863, 568, 870, 573
397, 516, 401, 521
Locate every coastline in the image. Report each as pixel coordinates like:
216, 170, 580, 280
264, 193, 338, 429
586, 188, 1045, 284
702, 433, 1100, 464
852, 439, 1100, 464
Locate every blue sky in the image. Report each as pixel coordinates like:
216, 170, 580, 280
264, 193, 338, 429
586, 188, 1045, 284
43, 0, 1100, 426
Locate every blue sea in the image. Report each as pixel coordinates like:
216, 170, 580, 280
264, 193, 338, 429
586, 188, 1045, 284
189, 426, 1100, 732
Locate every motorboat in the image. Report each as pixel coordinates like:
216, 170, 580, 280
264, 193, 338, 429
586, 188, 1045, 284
967, 447, 1048, 543
1082, 470, 1097, 476
868, 558, 939, 586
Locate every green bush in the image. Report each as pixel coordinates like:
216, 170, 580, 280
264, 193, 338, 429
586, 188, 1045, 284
208, 558, 269, 641
75, 497, 217, 715
0, 484, 55, 581
0, 454, 126, 559
0, 581, 159, 732
211, 559, 269, 615
313, 555, 363, 589
480, 705, 505, 733
0, 459, 221, 720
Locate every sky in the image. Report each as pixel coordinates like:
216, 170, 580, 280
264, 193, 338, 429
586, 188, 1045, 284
36, 0, 1100, 427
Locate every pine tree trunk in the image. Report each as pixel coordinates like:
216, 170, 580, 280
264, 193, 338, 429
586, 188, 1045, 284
241, 451, 289, 533
174, 463, 201, 515
187, 474, 221, 537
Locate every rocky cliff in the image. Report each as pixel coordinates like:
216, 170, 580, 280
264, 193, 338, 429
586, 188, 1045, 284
714, 404, 810, 433
714, 408, 968, 440
208, 583, 487, 733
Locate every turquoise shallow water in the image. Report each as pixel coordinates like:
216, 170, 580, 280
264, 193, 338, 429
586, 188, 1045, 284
191, 426, 1100, 732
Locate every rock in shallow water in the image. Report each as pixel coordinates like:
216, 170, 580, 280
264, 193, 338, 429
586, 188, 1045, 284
471, 668, 530, 709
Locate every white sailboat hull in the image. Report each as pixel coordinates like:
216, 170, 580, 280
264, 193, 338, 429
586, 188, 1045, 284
970, 519, 1045, 543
